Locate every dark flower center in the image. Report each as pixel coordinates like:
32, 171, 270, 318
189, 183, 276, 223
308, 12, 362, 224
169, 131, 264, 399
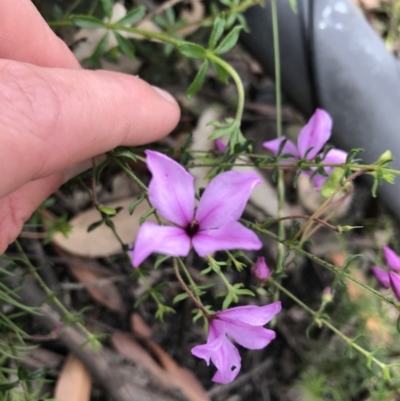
185, 220, 200, 237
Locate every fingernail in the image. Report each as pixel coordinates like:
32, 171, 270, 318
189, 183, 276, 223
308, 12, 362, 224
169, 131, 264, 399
152, 86, 176, 103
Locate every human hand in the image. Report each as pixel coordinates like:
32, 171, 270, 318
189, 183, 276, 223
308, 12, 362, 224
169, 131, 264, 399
0, 0, 180, 253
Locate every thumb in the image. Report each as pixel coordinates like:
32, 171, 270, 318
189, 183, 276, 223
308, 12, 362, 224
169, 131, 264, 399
0, 59, 180, 198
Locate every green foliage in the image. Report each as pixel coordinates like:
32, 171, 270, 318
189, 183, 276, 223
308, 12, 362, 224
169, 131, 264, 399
187, 60, 209, 99
116, 6, 146, 26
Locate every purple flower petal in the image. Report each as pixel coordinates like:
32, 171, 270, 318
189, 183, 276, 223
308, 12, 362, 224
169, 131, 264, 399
196, 171, 262, 229
191, 320, 241, 384
130, 223, 190, 266
311, 173, 328, 189
297, 109, 332, 160
223, 320, 276, 350
252, 257, 271, 281
322, 148, 348, 165
371, 266, 390, 289
262, 137, 299, 158
215, 139, 227, 152
145, 150, 195, 227
383, 246, 400, 271
192, 221, 262, 256
389, 271, 400, 301
217, 302, 281, 326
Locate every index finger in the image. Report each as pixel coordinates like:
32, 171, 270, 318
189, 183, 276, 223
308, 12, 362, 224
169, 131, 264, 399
0, 0, 80, 68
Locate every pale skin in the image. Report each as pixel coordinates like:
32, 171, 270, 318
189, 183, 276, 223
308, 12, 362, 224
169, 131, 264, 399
0, 0, 181, 253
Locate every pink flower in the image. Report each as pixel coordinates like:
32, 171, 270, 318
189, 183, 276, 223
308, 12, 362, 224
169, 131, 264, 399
191, 302, 281, 384
252, 257, 271, 281
389, 271, 400, 301
371, 246, 400, 298
322, 287, 333, 303
215, 138, 227, 152
262, 109, 347, 188
130, 151, 263, 266
383, 245, 400, 271
371, 266, 390, 289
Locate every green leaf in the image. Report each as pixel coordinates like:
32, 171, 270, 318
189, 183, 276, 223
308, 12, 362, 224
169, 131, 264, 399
208, 123, 236, 140
178, 42, 207, 59
187, 60, 209, 99
129, 196, 145, 215
99, 205, 117, 215
0, 380, 20, 391
100, 0, 114, 18
114, 32, 135, 59
91, 32, 110, 60
214, 25, 243, 54
139, 207, 156, 225
173, 292, 189, 304
113, 149, 137, 161
117, 6, 146, 25
70, 15, 106, 29
235, 288, 255, 297
343, 254, 362, 269
154, 255, 171, 269
289, 0, 298, 13
211, 61, 229, 83
208, 14, 225, 50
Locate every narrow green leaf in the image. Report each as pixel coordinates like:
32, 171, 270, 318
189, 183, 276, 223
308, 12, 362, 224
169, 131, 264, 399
129, 196, 145, 215
208, 15, 225, 50
211, 61, 229, 83
99, 205, 117, 215
70, 15, 106, 29
139, 207, 156, 225
114, 32, 135, 59
178, 42, 207, 59
0, 381, 20, 391
208, 124, 236, 140
91, 32, 110, 60
113, 149, 137, 161
87, 220, 104, 232
100, 0, 114, 18
289, 0, 298, 13
154, 255, 171, 269
214, 25, 243, 55
117, 6, 146, 25
173, 293, 189, 304
187, 60, 209, 99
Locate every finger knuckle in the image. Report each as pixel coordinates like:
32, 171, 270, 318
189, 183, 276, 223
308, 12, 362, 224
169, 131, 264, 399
0, 60, 61, 141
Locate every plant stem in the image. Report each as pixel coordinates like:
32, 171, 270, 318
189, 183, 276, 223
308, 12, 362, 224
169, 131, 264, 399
15, 242, 101, 349
173, 258, 210, 318
270, 278, 390, 374
245, 223, 398, 307
271, 0, 285, 319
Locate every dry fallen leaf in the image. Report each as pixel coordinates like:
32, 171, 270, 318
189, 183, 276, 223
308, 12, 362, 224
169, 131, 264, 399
54, 353, 92, 401
112, 314, 210, 401
68, 262, 126, 314
53, 198, 156, 258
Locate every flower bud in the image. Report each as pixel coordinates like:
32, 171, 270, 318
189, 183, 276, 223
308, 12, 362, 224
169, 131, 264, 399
252, 257, 271, 281
215, 139, 227, 152
322, 287, 333, 303
389, 271, 400, 301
